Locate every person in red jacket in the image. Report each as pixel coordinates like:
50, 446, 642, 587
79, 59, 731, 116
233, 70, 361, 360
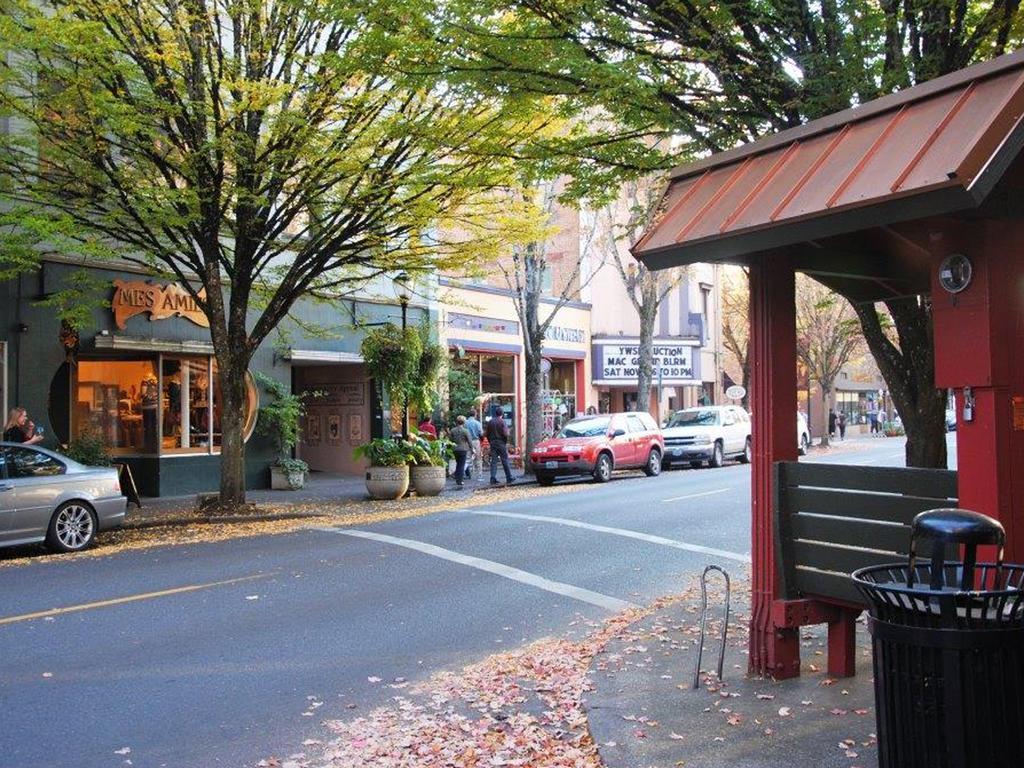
417, 414, 437, 439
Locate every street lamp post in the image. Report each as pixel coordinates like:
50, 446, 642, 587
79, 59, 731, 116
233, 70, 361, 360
396, 272, 410, 440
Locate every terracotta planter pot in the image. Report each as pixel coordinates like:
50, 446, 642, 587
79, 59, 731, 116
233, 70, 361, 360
365, 465, 409, 500
410, 465, 446, 497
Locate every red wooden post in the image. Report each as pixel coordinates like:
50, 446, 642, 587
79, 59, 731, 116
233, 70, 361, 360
932, 220, 1024, 562
748, 252, 801, 679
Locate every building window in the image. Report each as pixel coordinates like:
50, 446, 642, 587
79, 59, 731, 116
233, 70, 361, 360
450, 350, 517, 442
72, 355, 257, 455
700, 285, 712, 342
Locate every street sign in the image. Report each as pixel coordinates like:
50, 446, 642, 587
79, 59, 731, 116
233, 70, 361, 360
725, 385, 746, 401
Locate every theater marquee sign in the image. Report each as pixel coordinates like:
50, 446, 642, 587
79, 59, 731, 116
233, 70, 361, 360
592, 338, 701, 385
112, 280, 209, 330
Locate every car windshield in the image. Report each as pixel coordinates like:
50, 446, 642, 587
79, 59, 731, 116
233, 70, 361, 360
557, 417, 611, 438
666, 409, 720, 428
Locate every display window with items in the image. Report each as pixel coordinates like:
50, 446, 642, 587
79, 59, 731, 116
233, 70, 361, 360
71, 355, 257, 455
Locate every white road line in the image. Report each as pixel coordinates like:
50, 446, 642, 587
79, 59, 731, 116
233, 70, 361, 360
662, 488, 731, 503
314, 527, 635, 612
465, 510, 751, 564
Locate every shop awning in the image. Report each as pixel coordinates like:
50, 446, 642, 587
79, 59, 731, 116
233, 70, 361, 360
633, 49, 1024, 291
92, 334, 215, 354
283, 349, 363, 364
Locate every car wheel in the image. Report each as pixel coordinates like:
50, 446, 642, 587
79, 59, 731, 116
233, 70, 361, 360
592, 453, 613, 483
536, 472, 555, 487
709, 441, 725, 468
643, 449, 662, 476
799, 434, 809, 456
739, 437, 752, 464
46, 501, 97, 553
689, 461, 704, 469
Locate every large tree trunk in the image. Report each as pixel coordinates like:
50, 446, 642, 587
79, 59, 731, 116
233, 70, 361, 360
853, 297, 947, 469
218, 354, 249, 504
636, 297, 657, 413
522, 332, 544, 476
819, 388, 832, 447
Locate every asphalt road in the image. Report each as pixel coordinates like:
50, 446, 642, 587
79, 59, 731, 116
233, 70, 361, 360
0, 435, 948, 768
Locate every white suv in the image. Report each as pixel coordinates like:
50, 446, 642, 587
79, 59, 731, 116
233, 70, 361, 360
662, 406, 751, 469
662, 406, 812, 469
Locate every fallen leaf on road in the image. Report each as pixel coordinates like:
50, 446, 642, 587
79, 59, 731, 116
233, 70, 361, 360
756, 693, 775, 700
114, 748, 131, 755
777, 707, 791, 717
670, 732, 685, 740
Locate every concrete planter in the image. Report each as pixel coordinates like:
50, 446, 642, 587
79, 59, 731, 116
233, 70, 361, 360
365, 465, 410, 500
270, 466, 306, 490
410, 465, 446, 497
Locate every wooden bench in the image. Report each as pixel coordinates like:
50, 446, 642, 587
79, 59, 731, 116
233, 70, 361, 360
773, 461, 958, 677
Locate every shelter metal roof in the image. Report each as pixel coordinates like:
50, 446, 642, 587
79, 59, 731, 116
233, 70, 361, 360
634, 49, 1024, 271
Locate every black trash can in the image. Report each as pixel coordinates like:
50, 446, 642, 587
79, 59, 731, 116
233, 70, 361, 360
852, 508, 1024, 768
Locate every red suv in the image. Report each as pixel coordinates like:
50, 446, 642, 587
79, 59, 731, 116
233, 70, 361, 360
530, 412, 665, 486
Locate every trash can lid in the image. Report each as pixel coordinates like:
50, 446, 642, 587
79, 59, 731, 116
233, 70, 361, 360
912, 508, 1005, 548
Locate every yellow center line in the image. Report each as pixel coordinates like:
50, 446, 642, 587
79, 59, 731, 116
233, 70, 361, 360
0, 572, 274, 626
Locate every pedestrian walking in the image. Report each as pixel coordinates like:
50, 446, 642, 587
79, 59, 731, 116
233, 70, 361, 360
464, 409, 483, 480
837, 411, 847, 440
449, 416, 472, 489
485, 406, 514, 486
828, 408, 837, 439
868, 404, 879, 436
3, 407, 44, 445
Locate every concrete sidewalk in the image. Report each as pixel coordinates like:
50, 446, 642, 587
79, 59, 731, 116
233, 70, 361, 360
587, 586, 879, 768
130, 470, 524, 524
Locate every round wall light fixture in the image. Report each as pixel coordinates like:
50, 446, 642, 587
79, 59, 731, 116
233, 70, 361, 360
938, 254, 972, 294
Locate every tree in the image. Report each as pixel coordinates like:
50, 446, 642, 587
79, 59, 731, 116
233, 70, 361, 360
720, 267, 751, 411
795, 277, 863, 448
0, 0, 560, 503
470, 0, 1024, 467
853, 298, 947, 467
501, 179, 598, 473
591, 175, 685, 413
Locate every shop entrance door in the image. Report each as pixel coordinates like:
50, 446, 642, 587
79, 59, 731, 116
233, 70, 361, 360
293, 363, 370, 476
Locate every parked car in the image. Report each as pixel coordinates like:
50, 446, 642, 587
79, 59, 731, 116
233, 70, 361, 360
530, 412, 664, 486
662, 407, 811, 468
662, 405, 750, 469
797, 411, 811, 455
0, 442, 126, 553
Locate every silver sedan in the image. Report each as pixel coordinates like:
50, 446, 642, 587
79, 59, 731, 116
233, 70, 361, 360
0, 442, 127, 553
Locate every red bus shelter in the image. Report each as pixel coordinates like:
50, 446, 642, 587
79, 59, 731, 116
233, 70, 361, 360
633, 49, 1024, 679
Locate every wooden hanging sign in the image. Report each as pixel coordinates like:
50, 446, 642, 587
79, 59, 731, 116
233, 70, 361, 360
112, 280, 209, 330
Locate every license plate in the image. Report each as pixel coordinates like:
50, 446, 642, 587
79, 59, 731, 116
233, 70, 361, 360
673, 448, 682, 456
545, 461, 558, 469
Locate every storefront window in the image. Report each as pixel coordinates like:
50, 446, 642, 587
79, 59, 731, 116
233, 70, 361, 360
481, 354, 515, 393
74, 359, 158, 453
73, 356, 256, 455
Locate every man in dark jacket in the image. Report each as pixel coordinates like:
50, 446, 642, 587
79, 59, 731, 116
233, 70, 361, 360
485, 406, 514, 485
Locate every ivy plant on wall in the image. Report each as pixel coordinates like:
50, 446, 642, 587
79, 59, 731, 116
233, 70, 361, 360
360, 323, 422, 410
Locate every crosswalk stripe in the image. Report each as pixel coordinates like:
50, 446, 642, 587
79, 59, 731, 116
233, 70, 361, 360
314, 527, 636, 612
465, 510, 751, 564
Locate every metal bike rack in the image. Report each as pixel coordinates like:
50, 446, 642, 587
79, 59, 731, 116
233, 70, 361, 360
692, 564, 731, 689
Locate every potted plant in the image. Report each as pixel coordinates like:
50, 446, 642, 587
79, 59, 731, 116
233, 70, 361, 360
353, 437, 415, 499
408, 434, 453, 496
255, 373, 313, 490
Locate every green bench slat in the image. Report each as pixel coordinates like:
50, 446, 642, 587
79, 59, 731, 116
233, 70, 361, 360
792, 569, 866, 607
786, 487, 953, 524
790, 514, 911, 554
782, 462, 958, 498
